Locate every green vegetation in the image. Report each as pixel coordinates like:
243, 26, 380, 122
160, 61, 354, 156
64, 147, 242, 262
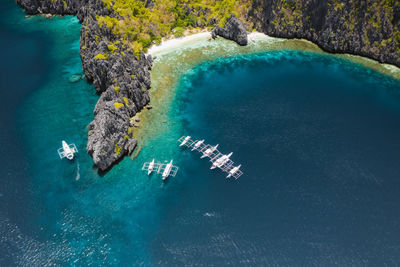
128, 126, 134, 135
107, 43, 118, 53
97, 0, 251, 56
268, 0, 399, 59
334, 2, 344, 11
173, 27, 185, 37
394, 32, 400, 43
123, 96, 129, 107
113, 85, 120, 94
115, 143, 122, 155
94, 53, 109, 60
114, 102, 124, 109
271, 0, 303, 30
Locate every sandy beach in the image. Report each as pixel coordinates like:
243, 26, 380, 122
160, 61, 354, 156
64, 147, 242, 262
148, 31, 212, 56
147, 30, 400, 80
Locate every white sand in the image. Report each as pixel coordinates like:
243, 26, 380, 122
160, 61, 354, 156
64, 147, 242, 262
147, 32, 212, 56
147, 31, 285, 57
248, 31, 272, 40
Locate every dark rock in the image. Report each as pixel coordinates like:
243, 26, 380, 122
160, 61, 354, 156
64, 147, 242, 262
211, 14, 248, 46
16, 0, 82, 15
125, 138, 137, 155
249, 0, 400, 67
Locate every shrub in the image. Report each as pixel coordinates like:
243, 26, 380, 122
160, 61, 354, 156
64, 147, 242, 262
115, 143, 122, 155
114, 102, 124, 109
123, 97, 129, 107
173, 27, 185, 37
94, 53, 109, 60
107, 43, 118, 53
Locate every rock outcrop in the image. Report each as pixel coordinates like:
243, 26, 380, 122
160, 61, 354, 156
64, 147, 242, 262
212, 14, 248, 46
16, 0, 153, 171
16, 0, 81, 15
249, 0, 400, 67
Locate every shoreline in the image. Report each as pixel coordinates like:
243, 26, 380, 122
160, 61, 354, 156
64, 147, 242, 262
148, 31, 400, 80
133, 32, 400, 158
147, 31, 212, 56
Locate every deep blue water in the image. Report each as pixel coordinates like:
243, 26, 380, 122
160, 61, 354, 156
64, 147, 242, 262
151, 53, 400, 265
2, 2, 400, 266
0, 2, 53, 264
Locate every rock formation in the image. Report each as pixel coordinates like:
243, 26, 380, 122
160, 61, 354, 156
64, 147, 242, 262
16, 0, 81, 15
212, 14, 248, 46
249, 0, 400, 67
16, 0, 152, 171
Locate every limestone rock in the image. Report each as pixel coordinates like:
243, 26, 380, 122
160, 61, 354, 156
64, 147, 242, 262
17, 0, 152, 172
212, 14, 248, 46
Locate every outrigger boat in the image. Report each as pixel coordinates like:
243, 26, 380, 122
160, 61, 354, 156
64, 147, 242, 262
161, 160, 174, 180
191, 140, 204, 151
201, 144, 218, 158
142, 159, 179, 180
147, 159, 155, 175
226, 165, 241, 179
179, 136, 191, 146
192, 140, 204, 151
211, 152, 232, 169
57, 140, 78, 160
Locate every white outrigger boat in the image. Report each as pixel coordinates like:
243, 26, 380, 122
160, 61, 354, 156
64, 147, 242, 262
226, 165, 241, 178
201, 144, 218, 158
179, 136, 191, 146
142, 159, 179, 180
57, 140, 78, 160
147, 159, 155, 175
191, 140, 204, 151
161, 160, 174, 180
211, 152, 232, 169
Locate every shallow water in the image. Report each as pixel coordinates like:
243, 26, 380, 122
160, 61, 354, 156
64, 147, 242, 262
1, 2, 400, 266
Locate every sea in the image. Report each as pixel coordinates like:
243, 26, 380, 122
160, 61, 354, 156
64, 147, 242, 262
1, 2, 400, 266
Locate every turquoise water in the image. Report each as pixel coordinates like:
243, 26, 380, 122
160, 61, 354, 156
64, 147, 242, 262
0, 3, 187, 265
2, 2, 400, 266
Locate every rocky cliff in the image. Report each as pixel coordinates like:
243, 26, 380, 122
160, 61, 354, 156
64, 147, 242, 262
16, 0, 153, 171
212, 14, 248, 45
249, 0, 400, 67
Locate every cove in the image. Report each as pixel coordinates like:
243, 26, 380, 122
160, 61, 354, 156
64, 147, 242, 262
2, 2, 400, 264
149, 51, 400, 265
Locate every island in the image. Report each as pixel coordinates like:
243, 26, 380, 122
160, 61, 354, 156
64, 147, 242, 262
16, 0, 400, 171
